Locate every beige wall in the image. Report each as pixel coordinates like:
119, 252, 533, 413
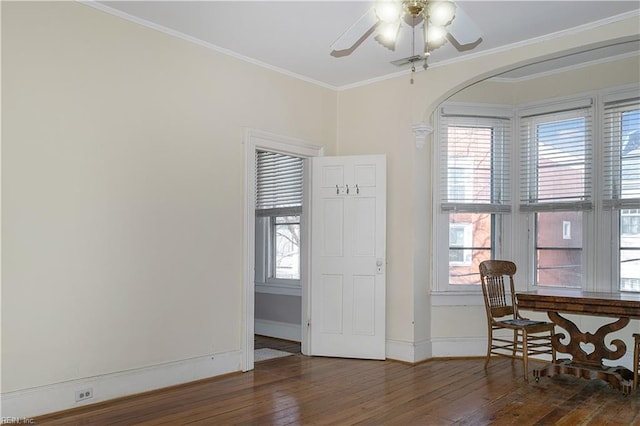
2, 1, 336, 392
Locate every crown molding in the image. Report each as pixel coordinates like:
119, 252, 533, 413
79, 0, 339, 91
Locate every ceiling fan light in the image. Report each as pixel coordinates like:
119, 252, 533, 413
375, 0, 402, 23
428, 1, 456, 26
426, 25, 447, 44
379, 21, 401, 43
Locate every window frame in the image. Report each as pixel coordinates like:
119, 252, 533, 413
433, 104, 513, 293
433, 86, 640, 300
602, 94, 640, 293
254, 150, 305, 297
518, 102, 594, 290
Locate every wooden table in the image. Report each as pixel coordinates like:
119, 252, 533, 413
517, 289, 640, 394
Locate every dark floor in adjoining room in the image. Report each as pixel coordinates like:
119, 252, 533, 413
255, 335, 302, 354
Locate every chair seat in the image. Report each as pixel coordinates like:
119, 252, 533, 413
499, 319, 547, 327
495, 319, 555, 332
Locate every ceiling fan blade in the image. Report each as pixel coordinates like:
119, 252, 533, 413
330, 7, 379, 52
447, 4, 483, 46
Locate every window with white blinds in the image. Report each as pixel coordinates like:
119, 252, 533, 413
435, 91, 640, 294
519, 105, 593, 212
439, 115, 512, 213
255, 150, 303, 215
603, 97, 640, 209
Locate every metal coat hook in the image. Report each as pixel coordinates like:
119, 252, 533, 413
346, 184, 349, 195
356, 184, 360, 195
336, 185, 339, 195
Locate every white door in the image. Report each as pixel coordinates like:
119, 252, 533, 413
310, 155, 386, 359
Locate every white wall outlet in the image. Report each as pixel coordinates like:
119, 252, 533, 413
75, 388, 93, 402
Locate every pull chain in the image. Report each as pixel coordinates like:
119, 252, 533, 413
424, 10, 429, 70
410, 15, 416, 84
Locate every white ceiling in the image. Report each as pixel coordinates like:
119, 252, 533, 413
91, 1, 640, 89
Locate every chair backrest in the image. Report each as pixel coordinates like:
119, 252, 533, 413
479, 260, 518, 321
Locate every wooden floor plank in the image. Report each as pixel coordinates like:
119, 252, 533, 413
35, 346, 640, 426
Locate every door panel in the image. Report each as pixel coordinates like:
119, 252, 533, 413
352, 275, 376, 335
310, 155, 386, 359
321, 275, 343, 333
322, 199, 344, 256
354, 197, 376, 256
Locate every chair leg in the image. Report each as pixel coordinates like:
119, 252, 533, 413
484, 327, 493, 370
550, 328, 556, 363
634, 334, 639, 391
522, 330, 529, 382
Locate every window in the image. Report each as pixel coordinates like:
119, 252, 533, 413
535, 211, 583, 287
448, 155, 473, 201
255, 151, 303, 292
273, 215, 300, 279
603, 97, 640, 292
562, 221, 571, 239
520, 105, 593, 288
621, 209, 640, 234
435, 89, 640, 296
436, 109, 512, 288
449, 222, 473, 265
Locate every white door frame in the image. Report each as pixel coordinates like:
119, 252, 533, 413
242, 128, 324, 371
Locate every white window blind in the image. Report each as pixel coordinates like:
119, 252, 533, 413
519, 105, 593, 212
439, 114, 512, 213
256, 151, 303, 215
603, 97, 640, 209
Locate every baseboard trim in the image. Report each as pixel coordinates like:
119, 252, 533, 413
386, 339, 432, 363
1, 349, 242, 418
386, 337, 487, 363
255, 319, 301, 342
431, 336, 487, 358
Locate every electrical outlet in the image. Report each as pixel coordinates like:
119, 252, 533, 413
75, 388, 93, 402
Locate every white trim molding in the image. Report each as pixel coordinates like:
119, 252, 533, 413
1, 350, 242, 419
430, 337, 487, 358
386, 336, 486, 363
255, 319, 302, 343
386, 338, 432, 363
412, 123, 433, 149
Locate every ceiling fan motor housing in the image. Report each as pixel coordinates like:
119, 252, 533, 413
405, 1, 426, 17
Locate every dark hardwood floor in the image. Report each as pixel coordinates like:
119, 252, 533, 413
35, 347, 639, 425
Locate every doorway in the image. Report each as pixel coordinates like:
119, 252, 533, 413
254, 149, 304, 361
242, 129, 324, 371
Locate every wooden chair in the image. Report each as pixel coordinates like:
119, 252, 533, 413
479, 260, 556, 381
634, 333, 640, 391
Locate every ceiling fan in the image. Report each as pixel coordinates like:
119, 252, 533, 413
331, 0, 483, 71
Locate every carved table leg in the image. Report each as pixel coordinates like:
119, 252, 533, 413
534, 312, 634, 394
